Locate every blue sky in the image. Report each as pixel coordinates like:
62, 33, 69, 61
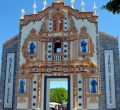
50, 81, 68, 89
0, 0, 120, 70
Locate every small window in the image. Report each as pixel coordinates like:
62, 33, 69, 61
54, 42, 62, 53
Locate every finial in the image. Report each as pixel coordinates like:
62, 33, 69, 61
43, 0, 47, 10
81, 0, 85, 12
33, 0, 37, 14
93, 1, 97, 15
20, 9, 25, 19
71, 0, 75, 9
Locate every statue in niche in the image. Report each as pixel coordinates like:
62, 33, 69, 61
56, 17, 63, 31
41, 21, 48, 32
19, 79, 25, 94
29, 41, 36, 54
90, 78, 97, 93
80, 40, 88, 53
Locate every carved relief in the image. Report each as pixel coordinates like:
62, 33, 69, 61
89, 61, 99, 75
20, 2, 98, 26
69, 17, 76, 30
41, 20, 48, 32
37, 75, 42, 108
18, 2, 100, 109
73, 74, 78, 108
52, 12, 65, 31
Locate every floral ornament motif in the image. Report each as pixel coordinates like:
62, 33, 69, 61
20, 2, 98, 26
89, 61, 98, 74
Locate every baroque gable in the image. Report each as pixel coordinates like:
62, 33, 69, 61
20, 2, 98, 26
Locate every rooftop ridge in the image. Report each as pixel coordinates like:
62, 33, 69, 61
3, 35, 19, 45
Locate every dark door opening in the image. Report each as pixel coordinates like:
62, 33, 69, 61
54, 42, 62, 53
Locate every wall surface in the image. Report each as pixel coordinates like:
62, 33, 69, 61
98, 32, 120, 110
0, 36, 20, 110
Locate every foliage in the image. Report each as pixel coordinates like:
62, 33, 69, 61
50, 88, 68, 104
103, 0, 120, 14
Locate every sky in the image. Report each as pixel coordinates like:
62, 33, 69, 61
0, 0, 120, 77
50, 81, 68, 89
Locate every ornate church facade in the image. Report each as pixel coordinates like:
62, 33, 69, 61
0, 1, 120, 110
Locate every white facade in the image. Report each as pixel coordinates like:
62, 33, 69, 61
17, 1, 100, 110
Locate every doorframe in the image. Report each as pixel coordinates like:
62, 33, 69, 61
44, 75, 71, 110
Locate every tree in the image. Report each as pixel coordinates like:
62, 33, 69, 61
103, 0, 120, 14
50, 88, 68, 104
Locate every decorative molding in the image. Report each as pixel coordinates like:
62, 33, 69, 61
20, 2, 98, 26
22, 28, 38, 63
78, 26, 94, 57
37, 75, 42, 108
73, 74, 78, 108
17, 3, 100, 109
16, 94, 29, 103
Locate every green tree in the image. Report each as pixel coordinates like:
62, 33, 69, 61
103, 0, 120, 14
50, 88, 68, 104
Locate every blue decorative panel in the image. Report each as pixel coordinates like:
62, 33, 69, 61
89, 78, 98, 93
18, 79, 26, 94
28, 41, 36, 54
79, 39, 89, 53
4, 53, 15, 108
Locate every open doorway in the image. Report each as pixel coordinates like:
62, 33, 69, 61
44, 76, 70, 110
